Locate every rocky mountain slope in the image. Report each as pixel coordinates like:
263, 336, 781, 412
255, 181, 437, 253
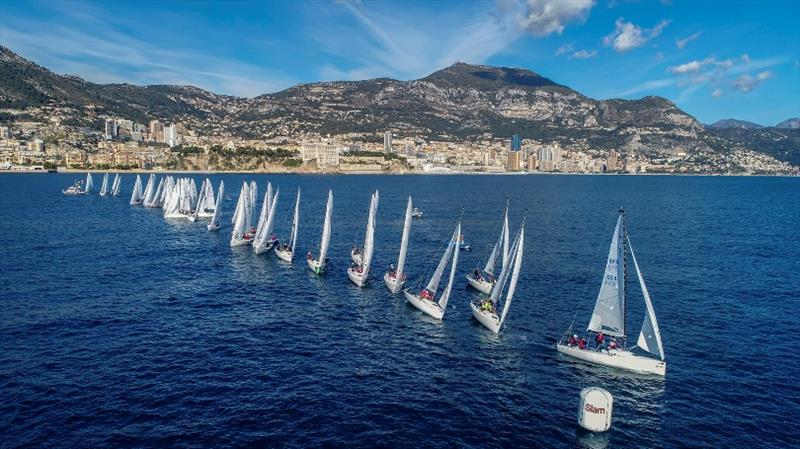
708, 119, 764, 129
1, 45, 797, 166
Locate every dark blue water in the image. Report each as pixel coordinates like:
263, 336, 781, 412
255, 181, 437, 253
1, 173, 798, 448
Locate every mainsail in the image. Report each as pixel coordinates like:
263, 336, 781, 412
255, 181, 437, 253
111, 174, 120, 196
129, 175, 143, 205
587, 213, 627, 337
500, 224, 525, 325
85, 173, 93, 192
318, 190, 333, 270
426, 225, 457, 294
208, 181, 224, 231
437, 221, 461, 310
288, 188, 300, 254
254, 189, 279, 250
396, 196, 413, 280
361, 190, 379, 277
99, 173, 109, 195
629, 236, 665, 360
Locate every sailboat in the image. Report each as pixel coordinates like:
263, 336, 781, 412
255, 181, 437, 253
197, 178, 216, 218
307, 190, 333, 275
85, 172, 93, 193
147, 177, 165, 208
556, 209, 666, 376
129, 175, 143, 205
466, 200, 510, 294
348, 190, 379, 287
163, 178, 187, 219
384, 195, 413, 293
141, 174, 156, 206
275, 188, 300, 262
111, 174, 121, 197
207, 180, 224, 231
188, 178, 206, 222
230, 182, 255, 246
403, 218, 461, 320
470, 218, 524, 334
99, 173, 109, 196
254, 188, 280, 254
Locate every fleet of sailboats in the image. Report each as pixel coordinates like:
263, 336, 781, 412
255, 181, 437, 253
64, 174, 669, 377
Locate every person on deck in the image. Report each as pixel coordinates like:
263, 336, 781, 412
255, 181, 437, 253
473, 268, 482, 281
568, 335, 578, 346
595, 332, 606, 351
608, 339, 618, 350
578, 337, 587, 350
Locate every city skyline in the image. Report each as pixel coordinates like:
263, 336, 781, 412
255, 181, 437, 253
1, 0, 798, 125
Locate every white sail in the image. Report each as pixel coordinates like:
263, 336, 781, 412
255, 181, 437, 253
85, 172, 93, 192
111, 174, 120, 196
231, 183, 250, 242
437, 222, 461, 310
231, 181, 245, 225
501, 203, 510, 272
149, 177, 164, 207
249, 180, 258, 225
500, 224, 524, 325
191, 179, 205, 220
318, 190, 333, 270
208, 181, 224, 231
588, 213, 626, 337
361, 190, 379, 277
489, 224, 520, 305
255, 189, 280, 250
426, 226, 456, 294
129, 175, 143, 205
141, 174, 155, 205
254, 183, 270, 240
629, 236, 665, 360
396, 196, 413, 279
289, 188, 300, 253
199, 178, 215, 214
99, 173, 109, 195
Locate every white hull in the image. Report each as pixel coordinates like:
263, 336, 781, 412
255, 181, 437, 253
469, 301, 501, 334
556, 343, 666, 376
207, 223, 220, 231
131, 200, 143, 205
165, 212, 190, 220
347, 267, 367, 287
100, 192, 108, 197
275, 247, 293, 262
351, 248, 363, 265
198, 210, 214, 218
230, 238, 253, 247
466, 274, 494, 294
403, 290, 444, 320
383, 272, 405, 294
253, 239, 277, 255
307, 258, 326, 275
187, 215, 198, 222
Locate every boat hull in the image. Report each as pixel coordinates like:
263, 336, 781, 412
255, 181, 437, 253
275, 248, 293, 262
307, 258, 326, 275
347, 268, 368, 287
230, 238, 252, 247
253, 238, 277, 255
556, 343, 666, 376
383, 272, 405, 294
403, 290, 444, 320
466, 274, 494, 294
469, 301, 501, 334
207, 223, 220, 232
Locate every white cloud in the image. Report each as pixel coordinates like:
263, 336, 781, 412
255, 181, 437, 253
669, 60, 704, 74
711, 88, 723, 98
603, 18, 671, 53
518, 0, 596, 37
555, 42, 574, 56
570, 49, 597, 59
732, 71, 773, 93
676, 31, 701, 49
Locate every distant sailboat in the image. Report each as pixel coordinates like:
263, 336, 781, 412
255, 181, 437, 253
466, 200, 510, 294
556, 209, 666, 376
99, 173, 109, 196
348, 190, 379, 287
207, 180, 224, 231
147, 177, 165, 208
470, 218, 524, 334
141, 174, 156, 206
85, 172, 93, 193
254, 188, 280, 255
111, 174, 121, 196
188, 178, 206, 222
197, 178, 216, 218
129, 175, 143, 205
403, 218, 461, 320
384, 195, 413, 293
307, 190, 333, 275
275, 188, 300, 262
230, 182, 255, 246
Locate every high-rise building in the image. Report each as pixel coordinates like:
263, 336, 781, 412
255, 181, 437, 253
104, 119, 117, 140
537, 145, 562, 172
149, 120, 164, 142
164, 124, 180, 147
606, 150, 619, 172
383, 131, 392, 153
527, 153, 538, 172
506, 151, 521, 171
511, 134, 522, 152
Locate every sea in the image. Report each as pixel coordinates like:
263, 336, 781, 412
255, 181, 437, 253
1, 173, 798, 448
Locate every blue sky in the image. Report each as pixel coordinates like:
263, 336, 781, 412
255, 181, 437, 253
1, 0, 798, 125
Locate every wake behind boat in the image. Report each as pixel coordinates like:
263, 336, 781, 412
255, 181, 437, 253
556, 209, 666, 376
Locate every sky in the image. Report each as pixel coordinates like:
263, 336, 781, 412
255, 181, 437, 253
0, 0, 798, 125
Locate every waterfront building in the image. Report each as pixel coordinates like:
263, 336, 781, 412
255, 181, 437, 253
383, 131, 393, 153
511, 134, 522, 152
506, 151, 521, 171
537, 145, 562, 172
300, 142, 341, 168
104, 119, 117, 140
164, 124, 180, 147
527, 153, 538, 172
149, 120, 164, 142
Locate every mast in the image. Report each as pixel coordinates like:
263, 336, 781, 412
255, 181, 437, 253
290, 188, 300, 253
396, 196, 412, 279
621, 208, 628, 339
438, 221, 461, 310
